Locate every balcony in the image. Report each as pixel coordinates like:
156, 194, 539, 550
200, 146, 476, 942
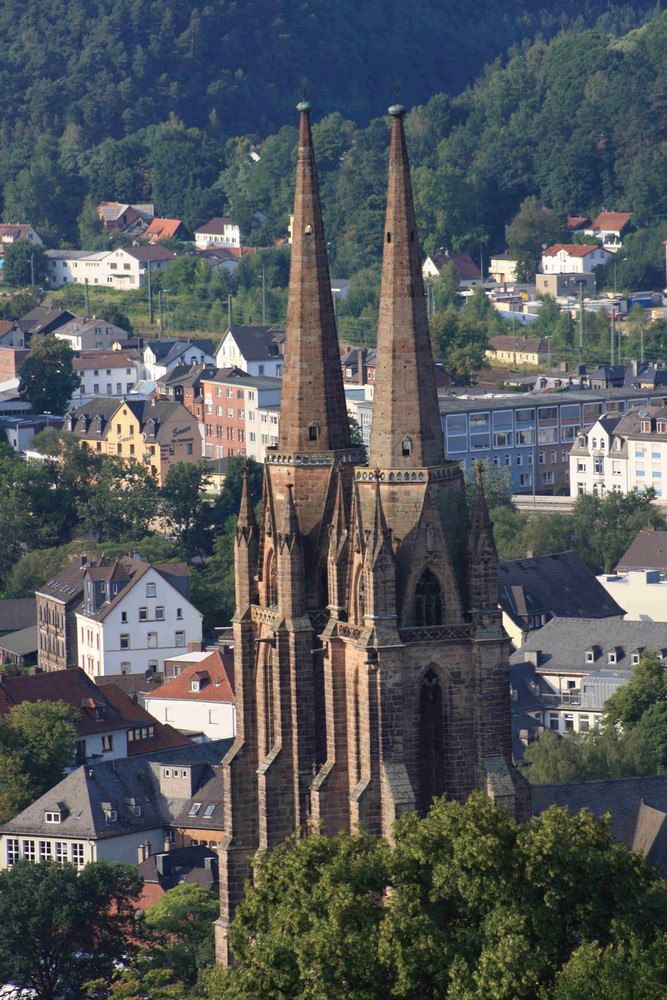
542, 691, 581, 707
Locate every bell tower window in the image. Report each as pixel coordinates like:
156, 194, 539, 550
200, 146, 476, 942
266, 551, 278, 607
415, 569, 442, 627
309, 423, 319, 442
402, 437, 412, 457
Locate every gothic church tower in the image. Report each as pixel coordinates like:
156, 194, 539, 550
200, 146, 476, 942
215, 101, 529, 964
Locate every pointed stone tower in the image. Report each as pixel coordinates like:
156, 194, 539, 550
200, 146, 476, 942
216, 102, 529, 965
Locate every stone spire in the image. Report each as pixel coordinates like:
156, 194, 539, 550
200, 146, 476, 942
278, 482, 306, 616
278, 101, 351, 455
234, 462, 258, 612
369, 104, 445, 470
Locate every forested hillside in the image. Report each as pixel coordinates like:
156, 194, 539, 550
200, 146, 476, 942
6, 2, 667, 324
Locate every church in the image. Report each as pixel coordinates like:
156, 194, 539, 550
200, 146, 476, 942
215, 100, 530, 963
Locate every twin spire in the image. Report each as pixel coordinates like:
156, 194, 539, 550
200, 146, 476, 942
278, 99, 445, 469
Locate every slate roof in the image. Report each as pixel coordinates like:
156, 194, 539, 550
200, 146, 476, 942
156, 363, 219, 389
95, 672, 165, 698
510, 617, 667, 674
148, 651, 234, 703
36, 559, 87, 604
16, 307, 75, 336
429, 252, 481, 281
617, 530, 667, 573
0, 739, 232, 840
195, 217, 235, 235
56, 316, 131, 340
145, 339, 216, 365
79, 556, 192, 623
67, 397, 197, 445
498, 551, 624, 630
123, 246, 176, 263
0, 598, 36, 632
0, 625, 38, 657
488, 335, 549, 353
532, 775, 667, 877
137, 844, 218, 891
224, 325, 284, 361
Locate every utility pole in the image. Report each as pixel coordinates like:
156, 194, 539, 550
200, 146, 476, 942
158, 290, 163, 332
641, 323, 645, 365
147, 262, 153, 325
578, 281, 584, 361
262, 268, 267, 324
610, 308, 615, 366
164, 289, 171, 332
84, 278, 90, 319
30, 252, 34, 287
228, 295, 233, 329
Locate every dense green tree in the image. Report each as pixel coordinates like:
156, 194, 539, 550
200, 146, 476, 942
19, 335, 80, 414
207, 793, 667, 1000
0, 701, 78, 821
570, 488, 665, 572
77, 456, 159, 542
140, 883, 220, 984
161, 459, 213, 555
2, 241, 48, 288
520, 726, 658, 785
547, 935, 667, 1000
507, 197, 562, 282
0, 860, 142, 1000
464, 458, 514, 513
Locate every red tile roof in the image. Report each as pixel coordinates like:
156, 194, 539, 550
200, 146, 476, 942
0, 668, 129, 737
102, 683, 193, 755
566, 216, 590, 230
151, 651, 234, 702
590, 211, 632, 233
542, 243, 604, 257
144, 218, 186, 241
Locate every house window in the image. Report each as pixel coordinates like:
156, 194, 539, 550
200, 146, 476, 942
549, 714, 559, 731
146, 582, 157, 597
165, 707, 175, 722
155, 606, 165, 620
45, 812, 61, 824
22, 840, 36, 862
120, 634, 130, 649
175, 631, 185, 647
102, 735, 113, 752
139, 607, 148, 621
55, 842, 68, 865
176, 608, 183, 619
39, 841, 53, 861
579, 716, 590, 732
71, 843, 84, 866
147, 632, 158, 648
7, 839, 19, 866
204, 804, 216, 817
564, 713, 574, 731
121, 611, 128, 623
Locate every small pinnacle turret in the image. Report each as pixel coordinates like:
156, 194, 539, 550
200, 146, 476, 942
369, 103, 445, 470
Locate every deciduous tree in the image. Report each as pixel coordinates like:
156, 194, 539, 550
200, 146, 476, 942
19, 334, 80, 415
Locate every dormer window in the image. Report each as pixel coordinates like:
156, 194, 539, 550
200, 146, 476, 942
585, 650, 594, 663
642, 420, 651, 433
45, 811, 61, 824
659, 422, 667, 433
191, 679, 201, 692
607, 650, 617, 664
578, 436, 585, 447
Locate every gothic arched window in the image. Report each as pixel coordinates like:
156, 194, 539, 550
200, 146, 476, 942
415, 569, 442, 627
357, 573, 365, 623
266, 551, 278, 607
418, 668, 445, 814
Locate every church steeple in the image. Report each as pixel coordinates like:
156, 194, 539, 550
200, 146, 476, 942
369, 103, 445, 470
278, 100, 350, 455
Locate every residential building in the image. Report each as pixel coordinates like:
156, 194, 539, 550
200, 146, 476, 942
163, 648, 212, 679
535, 272, 597, 297
422, 250, 482, 286
0, 415, 62, 453
215, 101, 529, 965
0, 223, 43, 247
16, 307, 75, 339
155, 363, 219, 423
194, 218, 241, 248
541, 243, 612, 274
0, 599, 36, 636
73, 351, 143, 401
201, 368, 281, 460
330, 277, 350, 301
499, 550, 624, 647
508, 617, 667, 734
0, 666, 187, 764
54, 316, 132, 352
486, 335, 551, 367
598, 569, 667, 622
97, 202, 154, 234
214, 325, 285, 377
75, 556, 202, 677
488, 254, 518, 284
45, 246, 175, 290
143, 218, 192, 243
341, 347, 377, 386
0, 739, 230, 870
584, 211, 633, 252
617, 529, 667, 573
570, 404, 667, 498
144, 650, 235, 739
440, 386, 667, 494
136, 844, 218, 910
192, 247, 240, 274
533, 775, 667, 879
0, 627, 38, 668
37, 557, 88, 672
65, 397, 202, 484
143, 339, 216, 381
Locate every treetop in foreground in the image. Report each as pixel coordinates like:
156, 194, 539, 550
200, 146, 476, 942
206, 793, 667, 1000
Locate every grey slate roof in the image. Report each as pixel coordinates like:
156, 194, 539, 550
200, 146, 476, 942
510, 617, 667, 673
137, 844, 218, 890
0, 598, 36, 632
532, 776, 667, 877
226, 325, 284, 361
617, 530, 667, 573
498, 550, 624, 629
0, 739, 232, 840
145, 339, 216, 365
0, 625, 38, 657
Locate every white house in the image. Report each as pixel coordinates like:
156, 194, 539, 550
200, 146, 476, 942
214, 325, 284, 377
76, 557, 203, 677
541, 243, 612, 275
194, 218, 241, 248
55, 317, 132, 352
0, 223, 43, 246
598, 569, 667, 622
570, 405, 667, 498
143, 339, 217, 381
144, 651, 235, 739
45, 246, 175, 290
72, 351, 144, 401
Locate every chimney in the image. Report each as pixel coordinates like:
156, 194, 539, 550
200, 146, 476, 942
155, 853, 169, 877
163, 836, 172, 853
138, 843, 146, 863
187, 640, 204, 652
526, 550, 534, 559
80, 554, 87, 568
631, 359, 639, 376
204, 855, 217, 870
357, 347, 364, 385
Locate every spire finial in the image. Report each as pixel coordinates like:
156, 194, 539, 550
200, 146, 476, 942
297, 77, 311, 112
389, 82, 405, 117
476, 460, 483, 489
